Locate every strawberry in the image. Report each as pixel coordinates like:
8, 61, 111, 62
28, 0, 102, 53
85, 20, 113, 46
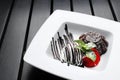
82, 48, 100, 67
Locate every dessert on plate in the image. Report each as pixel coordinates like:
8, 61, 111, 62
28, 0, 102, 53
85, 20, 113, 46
51, 24, 108, 68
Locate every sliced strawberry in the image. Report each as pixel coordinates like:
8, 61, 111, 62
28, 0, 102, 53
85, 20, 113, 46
82, 48, 100, 67
82, 56, 95, 67
91, 48, 100, 66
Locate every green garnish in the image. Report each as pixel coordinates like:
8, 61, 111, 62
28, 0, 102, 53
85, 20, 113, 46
74, 40, 90, 51
86, 51, 96, 61
74, 39, 96, 52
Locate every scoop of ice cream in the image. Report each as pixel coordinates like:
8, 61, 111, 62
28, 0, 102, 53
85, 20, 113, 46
79, 32, 108, 55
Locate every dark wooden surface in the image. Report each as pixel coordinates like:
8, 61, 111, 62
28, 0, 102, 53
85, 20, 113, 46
0, 0, 120, 80
73, 0, 91, 14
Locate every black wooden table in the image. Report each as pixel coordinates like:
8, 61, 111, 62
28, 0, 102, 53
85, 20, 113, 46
0, 0, 120, 80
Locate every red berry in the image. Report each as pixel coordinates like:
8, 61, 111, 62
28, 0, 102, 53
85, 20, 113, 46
82, 48, 100, 67
82, 56, 95, 67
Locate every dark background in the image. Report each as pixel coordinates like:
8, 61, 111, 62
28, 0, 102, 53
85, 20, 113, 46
0, 0, 120, 80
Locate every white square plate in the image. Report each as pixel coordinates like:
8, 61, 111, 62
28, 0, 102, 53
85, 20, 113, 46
24, 10, 120, 80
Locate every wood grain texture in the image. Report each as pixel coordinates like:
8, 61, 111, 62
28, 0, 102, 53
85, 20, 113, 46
0, 0, 13, 45
110, 0, 120, 21
92, 0, 114, 20
73, 0, 91, 14
26, 0, 51, 47
53, 0, 70, 11
0, 0, 31, 80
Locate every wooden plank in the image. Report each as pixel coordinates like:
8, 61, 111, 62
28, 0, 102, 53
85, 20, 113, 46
26, 0, 51, 47
53, 0, 70, 11
0, 0, 31, 80
92, 0, 114, 20
110, 0, 120, 21
0, 0, 13, 45
73, 0, 91, 14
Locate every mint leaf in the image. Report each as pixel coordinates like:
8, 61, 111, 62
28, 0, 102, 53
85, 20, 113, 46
74, 40, 90, 51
